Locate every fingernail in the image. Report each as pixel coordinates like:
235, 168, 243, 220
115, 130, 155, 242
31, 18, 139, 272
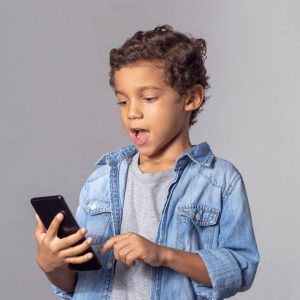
87, 237, 93, 244
56, 213, 63, 220
81, 228, 87, 234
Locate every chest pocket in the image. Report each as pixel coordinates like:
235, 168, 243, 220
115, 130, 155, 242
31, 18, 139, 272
83, 198, 112, 245
176, 204, 220, 251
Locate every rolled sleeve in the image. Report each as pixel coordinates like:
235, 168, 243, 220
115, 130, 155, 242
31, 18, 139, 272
193, 175, 259, 299
194, 249, 242, 299
52, 285, 73, 300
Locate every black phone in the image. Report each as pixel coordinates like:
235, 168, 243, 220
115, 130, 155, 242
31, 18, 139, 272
31, 195, 101, 271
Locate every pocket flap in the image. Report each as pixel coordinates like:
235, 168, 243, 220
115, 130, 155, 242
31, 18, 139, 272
83, 198, 111, 215
177, 205, 220, 226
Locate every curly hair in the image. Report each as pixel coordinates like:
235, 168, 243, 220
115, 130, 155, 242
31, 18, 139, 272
109, 25, 209, 126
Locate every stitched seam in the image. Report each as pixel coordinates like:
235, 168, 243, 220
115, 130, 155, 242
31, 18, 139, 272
195, 165, 224, 191
223, 172, 241, 200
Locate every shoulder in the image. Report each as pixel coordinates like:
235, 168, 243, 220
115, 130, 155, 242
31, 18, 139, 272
79, 165, 111, 206
86, 164, 110, 183
85, 144, 136, 182
79, 145, 136, 203
211, 155, 241, 179
192, 154, 242, 199
189, 143, 241, 185
211, 156, 242, 195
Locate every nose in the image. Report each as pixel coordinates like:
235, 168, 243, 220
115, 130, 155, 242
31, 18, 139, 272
127, 101, 143, 120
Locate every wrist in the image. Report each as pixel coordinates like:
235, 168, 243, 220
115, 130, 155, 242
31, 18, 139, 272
159, 246, 173, 267
42, 263, 70, 276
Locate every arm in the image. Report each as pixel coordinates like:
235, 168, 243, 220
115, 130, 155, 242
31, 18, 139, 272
44, 267, 77, 294
194, 175, 259, 298
34, 213, 94, 293
161, 246, 212, 287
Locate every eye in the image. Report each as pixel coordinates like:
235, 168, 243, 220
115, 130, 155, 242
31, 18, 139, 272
117, 100, 128, 106
143, 97, 158, 103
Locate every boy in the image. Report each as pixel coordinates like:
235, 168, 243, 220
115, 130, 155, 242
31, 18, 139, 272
34, 25, 259, 300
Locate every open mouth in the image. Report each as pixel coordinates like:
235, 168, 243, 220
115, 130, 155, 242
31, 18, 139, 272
130, 128, 150, 146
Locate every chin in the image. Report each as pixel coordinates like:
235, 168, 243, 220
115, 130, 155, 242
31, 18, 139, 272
137, 144, 165, 159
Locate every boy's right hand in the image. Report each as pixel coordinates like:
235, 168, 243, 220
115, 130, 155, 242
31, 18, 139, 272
34, 213, 93, 274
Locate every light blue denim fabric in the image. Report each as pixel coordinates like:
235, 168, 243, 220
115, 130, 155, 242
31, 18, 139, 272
53, 142, 259, 300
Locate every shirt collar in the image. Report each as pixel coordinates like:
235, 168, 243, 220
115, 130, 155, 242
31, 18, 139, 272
176, 142, 214, 168
96, 145, 137, 166
96, 142, 214, 168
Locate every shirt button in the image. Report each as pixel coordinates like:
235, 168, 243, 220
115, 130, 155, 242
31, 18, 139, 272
106, 262, 113, 269
89, 202, 97, 210
195, 213, 201, 221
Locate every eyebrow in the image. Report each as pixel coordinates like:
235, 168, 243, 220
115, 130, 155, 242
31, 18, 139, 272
115, 86, 162, 96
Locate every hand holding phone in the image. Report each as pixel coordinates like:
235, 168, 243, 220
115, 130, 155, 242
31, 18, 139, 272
32, 195, 102, 272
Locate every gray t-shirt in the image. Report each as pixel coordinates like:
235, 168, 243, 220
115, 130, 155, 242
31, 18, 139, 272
111, 153, 175, 300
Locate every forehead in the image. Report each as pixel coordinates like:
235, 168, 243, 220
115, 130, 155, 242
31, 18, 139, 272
114, 62, 168, 91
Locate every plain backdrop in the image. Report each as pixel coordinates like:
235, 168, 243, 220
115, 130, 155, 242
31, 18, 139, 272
1, 1, 299, 299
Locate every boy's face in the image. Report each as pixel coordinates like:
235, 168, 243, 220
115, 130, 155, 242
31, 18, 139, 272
114, 61, 192, 162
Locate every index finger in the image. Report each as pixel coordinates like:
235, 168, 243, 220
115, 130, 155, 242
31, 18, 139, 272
34, 214, 46, 241
35, 214, 46, 231
46, 212, 64, 239
101, 234, 125, 253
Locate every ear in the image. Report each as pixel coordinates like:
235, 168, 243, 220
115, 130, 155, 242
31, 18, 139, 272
184, 85, 204, 112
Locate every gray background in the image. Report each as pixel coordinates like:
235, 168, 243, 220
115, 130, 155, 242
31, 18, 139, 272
1, 1, 299, 299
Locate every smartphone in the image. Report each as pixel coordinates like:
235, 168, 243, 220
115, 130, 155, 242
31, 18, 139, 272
31, 195, 101, 271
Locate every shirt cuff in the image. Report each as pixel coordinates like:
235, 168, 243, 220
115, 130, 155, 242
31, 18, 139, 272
52, 284, 74, 300
193, 249, 242, 299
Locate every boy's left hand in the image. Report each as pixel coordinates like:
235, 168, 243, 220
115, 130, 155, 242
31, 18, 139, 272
101, 232, 164, 267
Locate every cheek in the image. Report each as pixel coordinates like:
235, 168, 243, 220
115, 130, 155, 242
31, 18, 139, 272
153, 114, 182, 138
148, 104, 177, 121
120, 110, 128, 126
158, 108, 184, 128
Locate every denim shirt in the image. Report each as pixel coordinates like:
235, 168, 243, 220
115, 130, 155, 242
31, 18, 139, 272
53, 142, 259, 300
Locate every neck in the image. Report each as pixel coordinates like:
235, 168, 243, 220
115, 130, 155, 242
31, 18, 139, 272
138, 137, 192, 173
